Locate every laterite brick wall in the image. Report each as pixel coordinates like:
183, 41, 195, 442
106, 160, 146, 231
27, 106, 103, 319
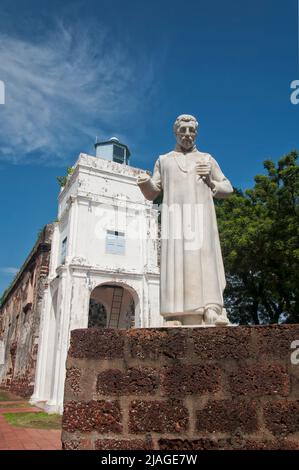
62, 325, 299, 450
0, 224, 53, 397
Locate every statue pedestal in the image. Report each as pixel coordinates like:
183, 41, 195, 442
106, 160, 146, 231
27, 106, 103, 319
162, 307, 231, 327
62, 325, 299, 450
164, 321, 216, 328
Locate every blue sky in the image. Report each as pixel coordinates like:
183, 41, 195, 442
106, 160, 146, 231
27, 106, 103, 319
0, 0, 298, 295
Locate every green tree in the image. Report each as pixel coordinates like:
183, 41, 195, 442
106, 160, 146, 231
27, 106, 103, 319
56, 166, 74, 188
216, 151, 299, 324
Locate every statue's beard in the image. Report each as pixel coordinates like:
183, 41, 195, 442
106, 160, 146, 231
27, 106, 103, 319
180, 138, 194, 149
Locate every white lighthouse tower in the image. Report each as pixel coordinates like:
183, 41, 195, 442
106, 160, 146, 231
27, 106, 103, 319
30, 138, 161, 413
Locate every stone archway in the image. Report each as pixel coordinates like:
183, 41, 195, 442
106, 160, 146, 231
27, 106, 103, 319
88, 283, 137, 329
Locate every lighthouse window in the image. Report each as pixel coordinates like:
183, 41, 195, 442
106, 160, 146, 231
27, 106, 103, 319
106, 230, 125, 255
113, 144, 125, 163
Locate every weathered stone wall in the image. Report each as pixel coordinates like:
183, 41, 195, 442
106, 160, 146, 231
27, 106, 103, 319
0, 224, 54, 397
62, 325, 299, 450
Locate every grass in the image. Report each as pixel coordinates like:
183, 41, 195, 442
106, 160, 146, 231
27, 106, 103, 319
3, 412, 62, 430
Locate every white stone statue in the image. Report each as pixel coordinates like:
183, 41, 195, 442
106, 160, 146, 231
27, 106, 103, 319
137, 114, 233, 326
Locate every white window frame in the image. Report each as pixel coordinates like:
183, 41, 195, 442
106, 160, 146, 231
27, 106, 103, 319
106, 230, 125, 255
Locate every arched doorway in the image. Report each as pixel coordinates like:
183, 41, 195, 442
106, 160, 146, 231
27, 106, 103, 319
88, 299, 107, 328
88, 283, 136, 329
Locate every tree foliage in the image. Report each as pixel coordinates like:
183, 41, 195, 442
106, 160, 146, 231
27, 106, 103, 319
216, 151, 299, 324
56, 166, 74, 188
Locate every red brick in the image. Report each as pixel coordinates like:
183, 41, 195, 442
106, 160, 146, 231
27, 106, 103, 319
61, 326, 299, 449
196, 400, 258, 433
158, 438, 223, 450
253, 324, 299, 359
7, 379, 34, 398
238, 438, 299, 450
228, 364, 290, 397
95, 438, 153, 450
62, 400, 122, 433
191, 326, 252, 360
62, 438, 92, 450
129, 400, 188, 433
69, 329, 125, 359
161, 364, 220, 396
159, 437, 299, 450
263, 401, 299, 436
126, 367, 158, 394
97, 367, 158, 395
64, 366, 81, 397
128, 329, 187, 360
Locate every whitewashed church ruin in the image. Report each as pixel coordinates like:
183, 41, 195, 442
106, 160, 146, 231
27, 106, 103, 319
0, 138, 161, 413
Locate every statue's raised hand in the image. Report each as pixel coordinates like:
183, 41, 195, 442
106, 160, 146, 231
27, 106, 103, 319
195, 161, 215, 190
195, 161, 211, 176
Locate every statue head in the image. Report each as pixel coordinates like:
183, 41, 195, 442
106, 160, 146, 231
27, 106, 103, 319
173, 114, 198, 151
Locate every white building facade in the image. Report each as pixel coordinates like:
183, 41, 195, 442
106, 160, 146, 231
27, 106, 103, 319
30, 142, 161, 413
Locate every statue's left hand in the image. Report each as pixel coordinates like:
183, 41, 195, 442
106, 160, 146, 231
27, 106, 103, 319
195, 161, 211, 176
195, 162, 215, 190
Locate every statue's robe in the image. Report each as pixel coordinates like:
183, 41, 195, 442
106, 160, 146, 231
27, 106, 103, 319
138, 147, 233, 318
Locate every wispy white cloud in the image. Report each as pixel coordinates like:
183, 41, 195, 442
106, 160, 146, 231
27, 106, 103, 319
0, 22, 156, 166
0, 267, 19, 275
